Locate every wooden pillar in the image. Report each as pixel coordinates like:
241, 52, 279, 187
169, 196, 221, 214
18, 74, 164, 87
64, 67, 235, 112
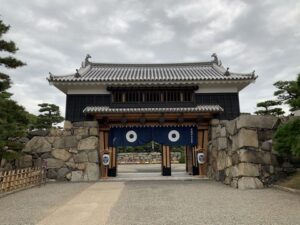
186, 146, 193, 175
99, 130, 106, 178
161, 145, 171, 176
185, 146, 188, 172
197, 129, 209, 176
99, 129, 117, 178
200, 129, 209, 176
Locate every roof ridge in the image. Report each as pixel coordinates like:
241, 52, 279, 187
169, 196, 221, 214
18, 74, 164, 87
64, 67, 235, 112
88, 61, 214, 67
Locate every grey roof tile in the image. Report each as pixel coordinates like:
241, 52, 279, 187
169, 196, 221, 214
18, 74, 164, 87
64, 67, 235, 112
83, 105, 223, 114
48, 55, 257, 84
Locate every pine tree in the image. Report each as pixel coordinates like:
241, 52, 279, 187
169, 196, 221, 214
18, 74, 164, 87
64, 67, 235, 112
274, 73, 300, 111
0, 19, 27, 163
254, 100, 285, 116
35, 103, 64, 129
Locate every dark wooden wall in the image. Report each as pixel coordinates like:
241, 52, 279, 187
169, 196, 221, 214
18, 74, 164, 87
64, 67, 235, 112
66, 94, 110, 122
65, 92, 240, 122
195, 93, 240, 120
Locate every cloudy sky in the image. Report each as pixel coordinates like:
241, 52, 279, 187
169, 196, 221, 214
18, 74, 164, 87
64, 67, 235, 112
1, 0, 300, 116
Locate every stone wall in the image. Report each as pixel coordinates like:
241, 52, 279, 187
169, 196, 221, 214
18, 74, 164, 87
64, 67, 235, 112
21, 121, 100, 182
207, 115, 293, 189
118, 152, 181, 164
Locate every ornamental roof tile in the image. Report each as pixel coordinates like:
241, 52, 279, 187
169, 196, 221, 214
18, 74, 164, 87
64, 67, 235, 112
83, 105, 223, 114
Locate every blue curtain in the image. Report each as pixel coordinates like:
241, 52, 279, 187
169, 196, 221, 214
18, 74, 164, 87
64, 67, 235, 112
109, 126, 197, 147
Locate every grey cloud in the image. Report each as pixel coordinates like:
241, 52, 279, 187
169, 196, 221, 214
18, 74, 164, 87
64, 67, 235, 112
0, 0, 299, 116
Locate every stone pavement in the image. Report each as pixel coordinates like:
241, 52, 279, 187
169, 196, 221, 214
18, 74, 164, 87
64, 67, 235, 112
36, 182, 124, 225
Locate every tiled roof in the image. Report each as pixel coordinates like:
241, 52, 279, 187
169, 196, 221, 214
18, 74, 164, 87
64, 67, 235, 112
48, 54, 256, 84
83, 105, 223, 114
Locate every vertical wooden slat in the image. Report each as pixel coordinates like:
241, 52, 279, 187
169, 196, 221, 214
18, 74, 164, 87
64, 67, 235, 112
0, 166, 45, 195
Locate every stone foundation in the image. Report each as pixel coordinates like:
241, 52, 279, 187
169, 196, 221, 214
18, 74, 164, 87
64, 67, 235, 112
21, 121, 100, 181
207, 115, 292, 189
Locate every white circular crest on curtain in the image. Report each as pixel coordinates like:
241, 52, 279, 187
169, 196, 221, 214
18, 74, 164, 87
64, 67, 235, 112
126, 130, 137, 142
168, 130, 180, 142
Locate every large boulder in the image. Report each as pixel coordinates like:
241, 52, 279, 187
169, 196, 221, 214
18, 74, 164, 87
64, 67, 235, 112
53, 137, 65, 149
73, 152, 88, 163
217, 137, 227, 150
23, 136, 51, 153
261, 140, 272, 151
236, 115, 279, 130
71, 171, 84, 182
89, 127, 99, 136
236, 128, 259, 149
88, 150, 99, 163
237, 163, 260, 177
238, 149, 274, 165
47, 169, 57, 179
57, 167, 70, 180
17, 154, 32, 168
49, 128, 62, 136
73, 121, 98, 128
83, 163, 100, 181
45, 158, 65, 169
225, 119, 237, 135
64, 121, 73, 130
217, 151, 227, 170
78, 136, 98, 151
51, 149, 72, 161
238, 177, 264, 189
64, 136, 77, 148
74, 127, 89, 137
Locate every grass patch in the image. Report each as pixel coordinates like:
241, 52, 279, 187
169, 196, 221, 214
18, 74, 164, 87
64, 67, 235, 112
277, 171, 300, 190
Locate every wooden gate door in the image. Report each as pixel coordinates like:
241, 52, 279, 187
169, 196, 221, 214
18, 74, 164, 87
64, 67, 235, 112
161, 145, 171, 176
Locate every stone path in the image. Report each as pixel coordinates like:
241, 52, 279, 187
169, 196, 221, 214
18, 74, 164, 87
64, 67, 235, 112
1, 180, 300, 225
36, 182, 124, 225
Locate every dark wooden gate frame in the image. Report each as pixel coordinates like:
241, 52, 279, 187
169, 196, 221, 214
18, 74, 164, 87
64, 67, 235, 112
98, 126, 209, 178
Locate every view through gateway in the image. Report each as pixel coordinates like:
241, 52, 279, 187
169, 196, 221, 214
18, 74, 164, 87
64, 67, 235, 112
116, 142, 188, 179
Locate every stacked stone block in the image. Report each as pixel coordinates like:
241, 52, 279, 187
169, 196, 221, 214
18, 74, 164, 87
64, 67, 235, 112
21, 121, 100, 181
208, 115, 280, 189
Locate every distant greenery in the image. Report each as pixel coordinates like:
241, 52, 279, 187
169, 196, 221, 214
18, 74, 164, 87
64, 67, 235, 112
255, 74, 300, 115
274, 73, 300, 112
118, 142, 161, 153
273, 118, 300, 157
255, 100, 284, 116
35, 103, 64, 129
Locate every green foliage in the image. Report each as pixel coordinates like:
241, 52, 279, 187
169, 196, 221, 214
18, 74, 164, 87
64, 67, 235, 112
2, 150, 21, 161
118, 141, 161, 153
35, 103, 64, 129
274, 73, 300, 111
0, 19, 27, 162
179, 152, 186, 163
255, 100, 284, 116
273, 118, 300, 157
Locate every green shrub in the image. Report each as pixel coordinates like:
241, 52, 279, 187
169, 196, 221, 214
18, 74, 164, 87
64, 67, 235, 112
273, 118, 300, 157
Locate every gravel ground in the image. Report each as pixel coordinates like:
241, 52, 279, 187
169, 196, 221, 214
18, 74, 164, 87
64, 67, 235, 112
0, 182, 91, 225
1, 180, 300, 225
107, 180, 300, 225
